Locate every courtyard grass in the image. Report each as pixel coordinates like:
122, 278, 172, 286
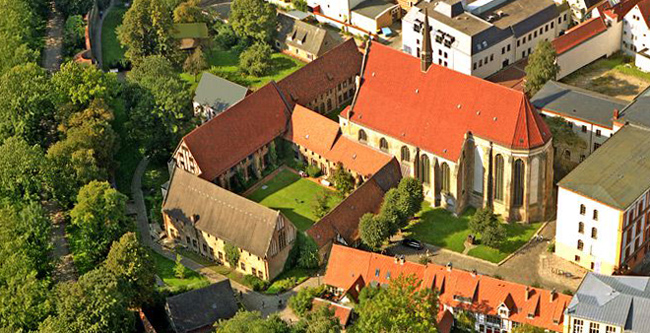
181, 47, 305, 91
101, 5, 127, 70
150, 251, 209, 293
405, 204, 542, 263
247, 169, 342, 231
265, 267, 315, 295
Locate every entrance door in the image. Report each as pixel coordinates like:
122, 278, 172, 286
502, 59, 509, 68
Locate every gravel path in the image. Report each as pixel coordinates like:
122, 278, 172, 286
42, 1, 64, 71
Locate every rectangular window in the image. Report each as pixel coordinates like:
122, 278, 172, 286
375, 269, 380, 277
596, 129, 602, 137
593, 210, 599, 221
590, 322, 600, 333
575, 255, 581, 262
240, 262, 246, 271
581, 125, 587, 133
252, 267, 257, 276
507, 44, 511, 51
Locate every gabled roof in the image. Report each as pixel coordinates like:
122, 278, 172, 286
551, 16, 608, 55
276, 13, 338, 56
531, 80, 626, 128
172, 23, 209, 39
558, 125, 650, 210
313, 298, 354, 326
278, 39, 363, 107
285, 105, 395, 177
568, 273, 650, 332
599, 0, 643, 21
194, 72, 249, 113
306, 158, 401, 248
166, 280, 238, 333
637, 0, 650, 28
182, 82, 290, 181
163, 169, 285, 258
345, 43, 551, 162
324, 245, 571, 332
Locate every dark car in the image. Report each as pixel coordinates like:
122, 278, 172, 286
401, 238, 424, 250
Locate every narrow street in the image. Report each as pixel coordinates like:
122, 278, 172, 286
42, 1, 64, 71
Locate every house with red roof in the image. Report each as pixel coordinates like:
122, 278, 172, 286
323, 244, 572, 333
340, 32, 554, 222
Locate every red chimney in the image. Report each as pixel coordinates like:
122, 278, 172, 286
613, 109, 620, 120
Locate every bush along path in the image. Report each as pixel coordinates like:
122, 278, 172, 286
130, 157, 319, 318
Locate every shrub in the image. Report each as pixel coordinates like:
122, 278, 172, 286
174, 254, 186, 279
305, 165, 321, 178
469, 207, 496, 235
244, 274, 269, 291
547, 241, 555, 253
225, 243, 240, 268
213, 21, 239, 49
239, 42, 272, 76
418, 255, 429, 265
562, 289, 574, 296
297, 236, 320, 269
288, 286, 323, 317
331, 163, 355, 195
481, 222, 506, 248
312, 190, 331, 219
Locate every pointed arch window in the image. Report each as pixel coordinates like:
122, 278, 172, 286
420, 155, 430, 185
441, 162, 450, 193
494, 155, 504, 201
401, 146, 410, 162
379, 138, 389, 152
358, 130, 367, 143
513, 159, 525, 207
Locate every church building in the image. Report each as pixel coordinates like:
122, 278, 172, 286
340, 13, 555, 222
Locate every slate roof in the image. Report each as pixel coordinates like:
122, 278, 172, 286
551, 16, 608, 55
166, 280, 238, 333
531, 81, 626, 128
567, 273, 650, 332
352, 0, 398, 19
306, 158, 401, 248
344, 42, 551, 162
276, 13, 338, 57
324, 245, 571, 332
558, 125, 650, 210
181, 82, 290, 181
620, 86, 650, 128
194, 72, 249, 113
172, 23, 209, 39
163, 169, 284, 258
278, 38, 363, 108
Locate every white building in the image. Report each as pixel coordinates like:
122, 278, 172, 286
308, 0, 402, 35
555, 124, 650, 275
401, 0, 570, 78
621, 0, 650, 72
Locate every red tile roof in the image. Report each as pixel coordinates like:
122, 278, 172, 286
286, 105, 395, 177
312, 298, 353, 326
182, 82, 290, 181
324, 245, 571, 332
344, 43, 551, 162
552, 16, 608, 55
637, 0, 650, 28
598, 0, 643, 21
306, 158, 401, 248
278, 39, 363, 107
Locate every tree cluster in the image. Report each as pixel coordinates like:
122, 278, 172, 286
0, 0, 48, 75
524, 40, 560, 97
360, 177, 424, 250
215, 308, 341, 333
330, 164, 355, 195
469, 207, 506, 248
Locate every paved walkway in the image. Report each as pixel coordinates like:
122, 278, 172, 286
45, 201, 77, 282
42, 1, 64, 71
130, 157, 315, 320
388, 220, 586, 292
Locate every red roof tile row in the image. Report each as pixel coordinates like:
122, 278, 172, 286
552, 16, 608, 55
344, 43, 551, 163
598, 0, 643, 21
324, 245, 571, 332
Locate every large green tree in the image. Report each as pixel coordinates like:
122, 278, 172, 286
39, 268, 134, 333
239, 42, 272, 76
214, 311, 290, 333
359, 213, 389, 251
230, 0, 277, 42
0, 0, 41, 75
544, 116, 587, 182
51, 62, 117, 108
353, 275, 438, 333
55, 0, 93, 17
0, 136, 47, 204
117, 0, 178, 64
0, 63, 56, 145
173, 0, 206, 23
104, 232, 156, 307
294, 306, 342, 333
69, 181, 132, 273
524, 40, 560, 97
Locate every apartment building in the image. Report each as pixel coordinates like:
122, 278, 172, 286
402, 0, 570, 78
556, 124, 650, 275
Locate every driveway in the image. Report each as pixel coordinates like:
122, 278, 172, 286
388, 220, 587, 292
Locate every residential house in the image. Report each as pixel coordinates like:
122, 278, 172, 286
555, 124, 650, 275
192, 72, 249, 122
306, 157, 402, 260
165, 280, 239, 333
564, 273, 650, 333
172, 23, 209, 50
621, 0, 650, 71
308, 0, 402, 35
531, 80, 626, 164
566, 0, 606, 21
275, 12, 340, 62
312, 298, 354, 327
324, 244, 572, 333
162, 169, 297, 280
341, 39, 554, 222
401, 0, 570, 79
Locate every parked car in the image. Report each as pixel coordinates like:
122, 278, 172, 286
401, 238, 424, 250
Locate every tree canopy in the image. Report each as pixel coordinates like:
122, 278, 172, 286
230, 0, 277, 42
0, 136, 47, 204
524, 40, 559, 97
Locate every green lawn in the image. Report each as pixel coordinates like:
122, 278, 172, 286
247, 169, 341, 231
182, 47, 305, 91
265, 267, 314, 295
101, 5, 127, 70
405, 205, 542, 263
150, 251, 209, 292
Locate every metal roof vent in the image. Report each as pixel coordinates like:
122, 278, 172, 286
493, 117, 498, 121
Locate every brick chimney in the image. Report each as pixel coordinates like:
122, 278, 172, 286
613, 109, 620, 120
525, 286, 531, 300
